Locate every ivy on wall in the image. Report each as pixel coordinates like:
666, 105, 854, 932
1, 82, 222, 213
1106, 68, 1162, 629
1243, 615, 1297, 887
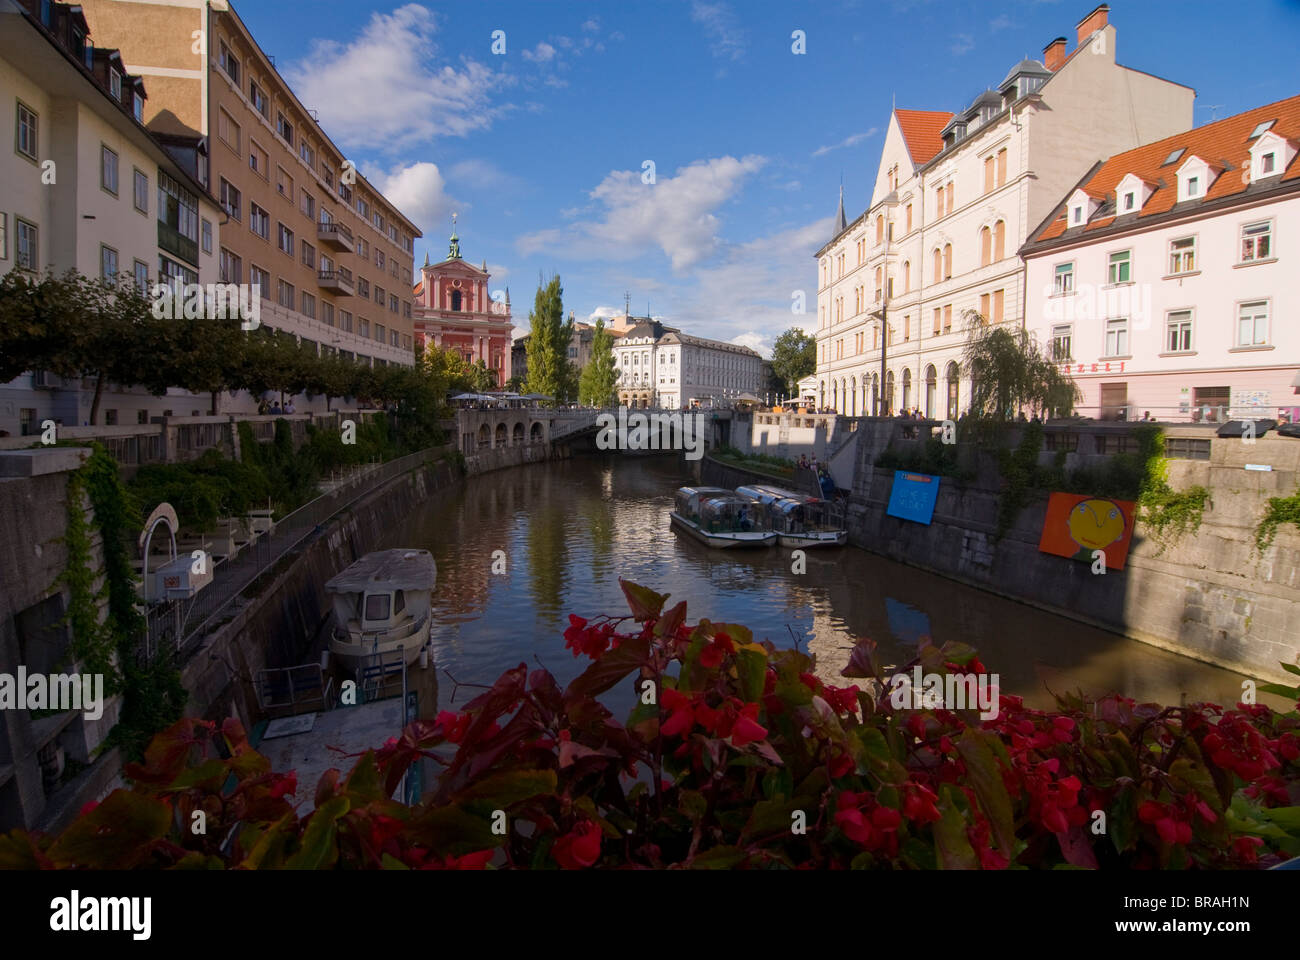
1256, 486, 1300, 553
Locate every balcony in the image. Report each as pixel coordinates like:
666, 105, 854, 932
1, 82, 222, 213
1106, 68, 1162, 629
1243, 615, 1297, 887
317, 266, 354, 296
317, 220, 354, 253
158, 221, 198, 267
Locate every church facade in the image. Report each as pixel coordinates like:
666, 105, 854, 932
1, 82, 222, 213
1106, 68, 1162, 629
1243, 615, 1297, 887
413, 226, 513, 386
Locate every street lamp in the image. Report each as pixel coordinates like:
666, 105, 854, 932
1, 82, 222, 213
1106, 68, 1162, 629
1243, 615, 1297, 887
869, 191, 899, 417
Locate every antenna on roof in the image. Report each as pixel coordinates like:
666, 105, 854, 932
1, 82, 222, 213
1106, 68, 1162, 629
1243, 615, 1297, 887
1197, 104, 1224, 123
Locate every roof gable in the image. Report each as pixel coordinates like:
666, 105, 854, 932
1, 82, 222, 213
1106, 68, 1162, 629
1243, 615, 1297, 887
894, 109, 954, 166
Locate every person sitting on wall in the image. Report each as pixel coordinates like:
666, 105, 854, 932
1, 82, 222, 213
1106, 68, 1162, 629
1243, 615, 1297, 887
285, 400, 296, 415
270, 402, 282, 415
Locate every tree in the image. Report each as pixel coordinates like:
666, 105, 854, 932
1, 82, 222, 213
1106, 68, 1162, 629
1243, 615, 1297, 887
961, 312, 1079, 420
770, 328, 817, 397
524, 275, 574, 404
578, 318, 618, 407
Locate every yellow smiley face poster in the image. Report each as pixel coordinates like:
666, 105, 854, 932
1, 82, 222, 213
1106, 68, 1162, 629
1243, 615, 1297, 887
1038, 492, 1137, 570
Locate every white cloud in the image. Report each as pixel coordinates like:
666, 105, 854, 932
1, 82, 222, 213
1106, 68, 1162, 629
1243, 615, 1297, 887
730, 332, 772, 359
448, 158, 521, 191
950, 33, 975, 55
587, 305, 624, 323
522, 41, 556, 62
283, 5, 510, 151
363, 161, 456, 241
989, 14, 1012, 32
487, 263, 510, 281
581, 18, 600, 33
691, 1, 747, 61
517, 155, 766, 272
812, 128, 879, 157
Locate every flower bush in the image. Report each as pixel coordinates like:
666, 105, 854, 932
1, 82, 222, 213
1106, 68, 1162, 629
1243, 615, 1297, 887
3, 579, 1297, 870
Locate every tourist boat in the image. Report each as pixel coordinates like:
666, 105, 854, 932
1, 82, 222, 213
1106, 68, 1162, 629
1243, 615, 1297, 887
670, 486, 777, 548
735, 484, 848, 548
324, 549, 436, 674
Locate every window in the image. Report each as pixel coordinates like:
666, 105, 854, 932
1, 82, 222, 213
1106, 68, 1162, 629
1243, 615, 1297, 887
217, 108, 240, 153
218, 41, 240, 84
322, 302, 334, 326
903, 260, 910, 291
277, 223, 294, 256
300, 141, 315, 167
364, 594, 390, 622
1050, 260, 1071, 293
1236, 301, 1269, 347
980, 292, 990, 321
375, 323, 385, 343
133, 168, 149, 213
101, 145, 119, 194
942, 244, 952, 279
1169, 237, 1196, 274
1249, 119, 1275, 140
300, 190, 315, 220
300, 240, 315, 268
219, 248, 242, 284
905, 204, 913, 233
276, 112, 294, 146
133, 259, 148, 294
16, 101, 38, 160
1107, 250, 1131, 284
945, 182, 954, 213
996, 148, 1007, 187
250, 81, 268, 118
1071, 205, 1083, 225
220, 178, 241, 220
1163, 147, 1186, 166
389, 293, 398, 313
1185, 176, 1199, 198
932, 248, 942, 281
943, 304, 952, 333
984, 155, 995, 194
249, 140, 268, 178
357, 277, 369, 298
249, 264, 269, 296
1122, 191, 1135, 212
276, 166, 294, 201
201, 219, 212, 255
1261, 152, 1276, 175
1165, 310, 1192, 352
376, 249, 385, 270
158, 255, 196, 291
100, 245, 118, 280
132, 93, 143, 123
391, 330, 399, 347
1050, 324, 1072, 361
340, 310, 353, 332
980, 226, 991, 265
277, 280, 294, 309
301, 292, 315, 319
250, 204, 269, 240
936, 185, 945, 218
1104, 318, 1129, 357
157, 170, 199, 262
375, 284, 384, 306
1241, 220, 1272, 262
992, 288, 1004, 324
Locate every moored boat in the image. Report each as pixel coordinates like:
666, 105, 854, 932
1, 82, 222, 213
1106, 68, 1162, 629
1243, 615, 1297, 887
735, 484, 847, 548
670, 486, 777, 548
325, 549, 436, 675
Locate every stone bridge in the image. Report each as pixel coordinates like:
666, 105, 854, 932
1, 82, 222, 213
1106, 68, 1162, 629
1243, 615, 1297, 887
454, 407, 735, 455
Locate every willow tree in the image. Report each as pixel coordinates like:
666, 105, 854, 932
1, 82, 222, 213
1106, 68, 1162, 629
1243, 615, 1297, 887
524, 275, 574, 404
578, 318, 618, 407
962, 311, 1079, 421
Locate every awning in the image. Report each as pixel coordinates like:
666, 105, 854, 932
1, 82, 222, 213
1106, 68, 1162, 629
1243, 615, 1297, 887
325, 549, 436, 593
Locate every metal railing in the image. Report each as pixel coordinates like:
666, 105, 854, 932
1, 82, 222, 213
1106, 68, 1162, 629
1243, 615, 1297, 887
145, 444, 450, 661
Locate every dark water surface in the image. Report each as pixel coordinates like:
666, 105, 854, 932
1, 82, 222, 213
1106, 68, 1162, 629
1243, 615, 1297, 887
404, 455, 1274, 717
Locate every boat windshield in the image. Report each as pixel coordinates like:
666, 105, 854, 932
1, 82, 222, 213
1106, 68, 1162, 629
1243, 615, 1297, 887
364, 593, 391, 621
700, 495, 768, 533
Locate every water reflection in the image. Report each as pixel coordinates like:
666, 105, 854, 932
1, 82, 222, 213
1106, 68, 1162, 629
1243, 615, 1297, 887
399, 455, 1279, 718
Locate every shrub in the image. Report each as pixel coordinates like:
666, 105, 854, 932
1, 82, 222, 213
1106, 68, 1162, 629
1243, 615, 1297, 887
4, 581, 1296, 870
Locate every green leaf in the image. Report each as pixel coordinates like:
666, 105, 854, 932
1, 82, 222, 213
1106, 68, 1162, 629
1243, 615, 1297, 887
284, 795, 349, 870
1168, 758, 1222, 814
1258, 682, 1300, 700
736, 647, 767, 703
343, 751, 386, 803
933, 787, 978, 870
564, 633, 650, 703
619, 579, 667, 621
741, 798, 802, 841
956, 728, 1016, 858
165, 757, 227, 792
455, 769, 557, 810
46, 790, 172, 868
1110, 781, 1138, 854
689, 845, 747, 869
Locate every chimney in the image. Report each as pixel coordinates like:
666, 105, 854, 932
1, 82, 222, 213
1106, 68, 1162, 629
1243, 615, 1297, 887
1075, 4, 1109, 47
1043, 36, 1067, 72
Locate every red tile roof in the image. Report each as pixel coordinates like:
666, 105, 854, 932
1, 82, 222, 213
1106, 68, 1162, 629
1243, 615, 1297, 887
895, 109, 955, 166
1033, 94, 1300, 243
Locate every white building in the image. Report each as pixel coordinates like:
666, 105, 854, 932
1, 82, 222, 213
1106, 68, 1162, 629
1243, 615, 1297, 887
0, 0, 220, 436
814, 3, 1195, 420
1023, 95, 1300, 423
612, 317, 763, 409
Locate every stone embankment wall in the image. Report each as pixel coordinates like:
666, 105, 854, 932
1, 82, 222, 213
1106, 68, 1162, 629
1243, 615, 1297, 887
183, 443, 556, 728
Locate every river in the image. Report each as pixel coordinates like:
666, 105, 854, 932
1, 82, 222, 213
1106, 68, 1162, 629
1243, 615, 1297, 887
402, 454, 1275, 718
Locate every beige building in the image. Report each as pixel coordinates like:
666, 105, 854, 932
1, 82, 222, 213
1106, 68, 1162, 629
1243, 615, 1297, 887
0, 0, 221, 435
814, 4, 1195, 419
78, 0, 421, 392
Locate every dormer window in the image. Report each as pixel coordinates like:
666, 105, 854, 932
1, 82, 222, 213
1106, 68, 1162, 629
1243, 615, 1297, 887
110, 69, 121, 99
1249, 119, 1275, 140
1249, 131, 1296, 183
1066, 188, 1100, 227
1162, 147, 1185, 166
1186, 176, 1199, 197
132, 92, 143, 122
1176, 156, 1218, 203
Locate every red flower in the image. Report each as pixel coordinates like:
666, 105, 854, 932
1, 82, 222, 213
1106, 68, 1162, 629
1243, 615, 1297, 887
834, 808, 879, 848
564, 615, 614, 660
553, 820, 602, 869
871, 806, 902, 831
823, 684, 861, 714
730, 703, 767, 747
699, 631, 735, 669
435, 710, 471, 744
661, 687, 695, 737
828, 751, 854, 778
269, 772, 297, 799
903, 786, 941, 824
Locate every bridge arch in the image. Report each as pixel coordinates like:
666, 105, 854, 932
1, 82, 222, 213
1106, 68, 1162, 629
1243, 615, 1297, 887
495, 422, 508, 447
513, 421, 525, 444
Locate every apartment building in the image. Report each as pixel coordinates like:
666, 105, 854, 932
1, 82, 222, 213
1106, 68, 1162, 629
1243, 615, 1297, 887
1023, 95, 1300, 423
78, 0, 422, 395
613, 317, 763, 410
512, 316, 602, 389
814, 4, 1195, 420
0, 0, 221, 436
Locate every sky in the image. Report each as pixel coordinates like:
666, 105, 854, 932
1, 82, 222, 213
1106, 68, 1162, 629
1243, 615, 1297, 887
232, 0, 1300, 356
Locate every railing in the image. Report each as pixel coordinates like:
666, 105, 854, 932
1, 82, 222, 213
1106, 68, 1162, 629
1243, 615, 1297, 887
317, 220, 354, 247
145, 444, 450, 662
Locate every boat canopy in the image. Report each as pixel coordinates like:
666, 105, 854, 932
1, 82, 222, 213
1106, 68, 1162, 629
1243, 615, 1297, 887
325, 549, 437, 593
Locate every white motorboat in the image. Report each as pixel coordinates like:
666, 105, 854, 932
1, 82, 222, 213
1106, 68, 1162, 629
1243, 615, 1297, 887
670, 486, 777, 548
324, 549, 436, 675
735, 484, 848, 548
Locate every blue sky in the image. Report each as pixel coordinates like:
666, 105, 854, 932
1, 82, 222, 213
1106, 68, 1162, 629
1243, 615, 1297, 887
234, 0, 1300, 354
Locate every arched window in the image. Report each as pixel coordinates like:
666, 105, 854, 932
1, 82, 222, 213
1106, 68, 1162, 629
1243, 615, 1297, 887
451, 289, 462, 311
946, 361, 960, 420
925, 364, 937, 419
874, 267, 882, 302
933, 248, 943, 282
980, 226, 992, 266
850, 376, 857, 416
902, 368, 912, 411
885, 370, 895, 415
871, 373, 879, 415
831, 380, 838, 412
903, 260, 911, 292
943, 244, 953, 279
994, 220, 1006, 261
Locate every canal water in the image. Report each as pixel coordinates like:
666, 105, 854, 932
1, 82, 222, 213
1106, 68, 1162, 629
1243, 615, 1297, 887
403, 454, 1275, 719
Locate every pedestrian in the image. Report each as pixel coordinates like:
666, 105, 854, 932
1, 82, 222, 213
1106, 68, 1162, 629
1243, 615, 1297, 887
270, 401, 282, 415
285, 399, 296, 415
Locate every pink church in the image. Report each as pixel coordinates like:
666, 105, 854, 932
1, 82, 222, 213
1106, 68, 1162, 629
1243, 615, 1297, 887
412, 225, 513, 387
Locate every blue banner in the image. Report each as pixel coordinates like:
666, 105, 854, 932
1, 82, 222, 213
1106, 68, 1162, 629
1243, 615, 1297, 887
886, 470, 940, 525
